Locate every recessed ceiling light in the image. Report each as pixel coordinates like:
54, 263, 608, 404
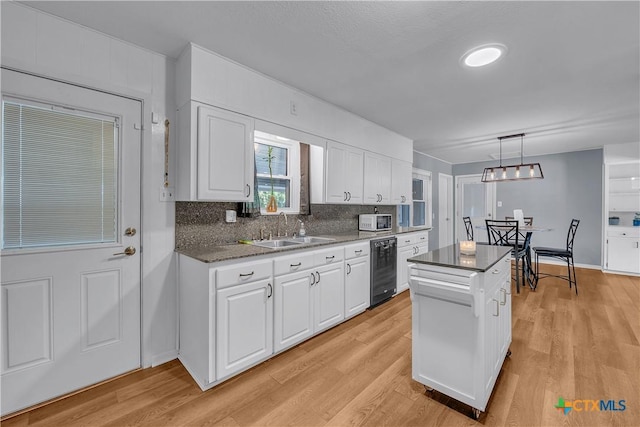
461, 44, 507, 67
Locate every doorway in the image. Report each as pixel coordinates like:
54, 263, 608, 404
455, 174, 496, 243
1, 69, 142, 415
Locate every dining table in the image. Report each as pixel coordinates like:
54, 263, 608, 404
475, 224, 552, 290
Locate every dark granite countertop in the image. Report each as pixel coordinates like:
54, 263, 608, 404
407, 243, 511, 273
176, 227, 432, 263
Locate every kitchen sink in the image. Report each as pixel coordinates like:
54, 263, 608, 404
286, 236, 336, 244
249, 236, 336, 249
251, 239, 304, 249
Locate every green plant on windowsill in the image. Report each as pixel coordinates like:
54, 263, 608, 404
265, 146, 277, 213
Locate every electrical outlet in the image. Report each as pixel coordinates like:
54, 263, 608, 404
290, 101, 298, 116
159, 187, 175, 202
497, 201, 502, 207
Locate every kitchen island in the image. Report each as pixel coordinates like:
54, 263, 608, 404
407, 243, 512, 419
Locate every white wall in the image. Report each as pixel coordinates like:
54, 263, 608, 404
604, 142, 640, 164
1, 2, 178, 367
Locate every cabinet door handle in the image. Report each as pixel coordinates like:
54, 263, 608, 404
290, 262, 302, 268
310, 272, 316, 286
347, 191, 351, 201
246, 184, 251, 197
493, 299, 500, 316
347, 263, 351, 275
239, 271, 254, 278
267, 283, 273, 298
344, 192, 348, 201
500, 288, 506, 305
315, 271, 320, 283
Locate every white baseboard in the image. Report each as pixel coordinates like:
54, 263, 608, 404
602, 269, 640, 277
151, 350, 178, 367
534, 258, 601, 270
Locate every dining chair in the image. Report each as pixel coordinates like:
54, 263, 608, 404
505, 216, 534, 226
463, 216, 474, 241
532, 219, 580, 294
485, 219, 529, 293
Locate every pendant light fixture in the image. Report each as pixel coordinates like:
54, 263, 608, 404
481, 133, 543, 182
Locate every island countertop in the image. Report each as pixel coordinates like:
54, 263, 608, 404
407, 243, 511, 273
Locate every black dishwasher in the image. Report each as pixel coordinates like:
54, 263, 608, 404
370, 236, 397, 307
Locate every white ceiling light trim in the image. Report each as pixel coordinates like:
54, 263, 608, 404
461, 43, 507, 67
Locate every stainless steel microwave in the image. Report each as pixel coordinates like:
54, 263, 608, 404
359, 214, 392, 231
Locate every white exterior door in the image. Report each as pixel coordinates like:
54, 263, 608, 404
1, 70, 142, 415
455, 174, 496, 243
438, 173, 454, 248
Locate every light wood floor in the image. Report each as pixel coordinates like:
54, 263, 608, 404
3, 265, 639, 426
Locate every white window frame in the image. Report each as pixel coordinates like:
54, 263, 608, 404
254, 131, 300, 215
411, 168, 432, 228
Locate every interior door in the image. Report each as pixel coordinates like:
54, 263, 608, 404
456, 174, 496, 243
1, 69, 142, 415
438, 173, 454, 248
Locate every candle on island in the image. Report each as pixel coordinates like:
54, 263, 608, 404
460, 240, 476, 255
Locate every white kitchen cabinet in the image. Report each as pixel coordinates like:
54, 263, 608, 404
177, 102, 254, 201
409, 249, 512, 417
397, 231, 429, 294
606, 229, 640, 273
344, 242, 370, 319
325, 141, 364, 204
363, 152, 392, 204
313, 247, 345, 332
216, 277, 273, 380
391, 159, 412, 205
273, 269, 314, 352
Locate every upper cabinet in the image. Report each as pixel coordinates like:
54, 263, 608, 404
325, 141, 364, 204
608, 162, 640, 212
177, 103, 254, 202
391, 159, 412, 205
363, 152, 391, 204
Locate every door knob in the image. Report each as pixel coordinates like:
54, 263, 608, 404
124, 227, 136, 236
113, 246, 136, 256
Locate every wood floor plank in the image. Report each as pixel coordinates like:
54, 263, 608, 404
3, 267, 637, 427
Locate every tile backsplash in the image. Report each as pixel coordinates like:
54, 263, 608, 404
175, 202, 395, 249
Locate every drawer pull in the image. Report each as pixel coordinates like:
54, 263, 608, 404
326, 255, 335, 261
492, 269, 500, 274
290, 262, 302, 268
239, 271, 254, 278
355, 249, 363, 254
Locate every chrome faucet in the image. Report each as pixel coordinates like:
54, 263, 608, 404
277, 212, 288, 237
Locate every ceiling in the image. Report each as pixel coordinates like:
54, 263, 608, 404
19, 1, 640, 164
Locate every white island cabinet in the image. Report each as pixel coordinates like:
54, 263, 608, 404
408, 244, 512, 418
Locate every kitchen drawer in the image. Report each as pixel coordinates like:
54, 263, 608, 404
273, 251, 316, 276
414, 232, 429, 245
607, 228, 640, 238
397, 234, 416, 248
314, 246, 344, 266
217, 259, 272, 289
487, 254, 511, 278
344, 241, 370, 259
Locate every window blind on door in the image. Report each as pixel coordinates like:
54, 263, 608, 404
2, 100, 118, 249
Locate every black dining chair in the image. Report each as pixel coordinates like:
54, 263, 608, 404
505, 216, 534, 226
532, 219, 580, 294
485, 219, 529, 293
463, 216, 474, 241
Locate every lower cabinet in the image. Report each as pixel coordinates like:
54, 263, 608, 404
397, 231, 429, 294
216, 278, 273, 380
314, 262, 345, 332
606, 229, 640, 274
273, 270, 314, 352
344, 241, 370, 319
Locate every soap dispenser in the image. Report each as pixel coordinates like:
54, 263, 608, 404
299, 221, 306, 237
